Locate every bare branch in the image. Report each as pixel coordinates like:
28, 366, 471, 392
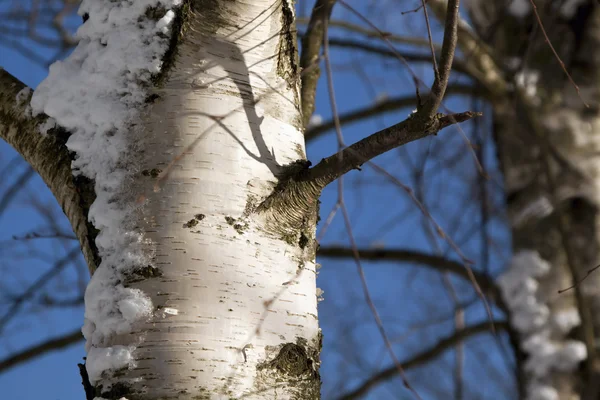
336, 321, 508, 400
306, 110, 481, 189
312, 37, 477, 78
427, 0, 508, 97
419, 0, 460, 118
296, 17, 439, 49
0, 246, 81, 333
305, 83, 485, 142
0, 329, 83, 373
317, 246, 499, 297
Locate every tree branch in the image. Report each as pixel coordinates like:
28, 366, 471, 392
427, 0, 508, 97
335, 320, 508, 400
299, 0, 474, 190
305, 110, 481, 189
419, 0, 460, 118
317, 246, 499, 298
0, 329, 83, 373
0, 69, 98, 273
299, 0, 336, 129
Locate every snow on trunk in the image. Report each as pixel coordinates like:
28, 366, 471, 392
31, 1, 320, 399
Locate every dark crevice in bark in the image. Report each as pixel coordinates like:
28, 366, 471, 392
255, 159, 321, 257
150, 0, 192, 87
78, 361, 95, 400
73, 175, 101, 269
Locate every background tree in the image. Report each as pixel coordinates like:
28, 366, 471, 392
1, 0, 597, 399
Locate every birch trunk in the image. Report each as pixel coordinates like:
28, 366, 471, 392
464, 1, 600, 398
112, 2, 321, 399
3, 1, 321, 399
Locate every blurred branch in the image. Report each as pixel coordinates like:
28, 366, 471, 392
0, 329, 83, 373
314, 37, 478, 78
317, 246, 499, 298
0, 165, 35, 216
0, 246, 81, 333
306, 110, 480, 189
305, 83, 486, 142
297, 17, 439, 48
336, 320, 508, 400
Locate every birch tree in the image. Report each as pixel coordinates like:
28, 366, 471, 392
0, 0, 474, 399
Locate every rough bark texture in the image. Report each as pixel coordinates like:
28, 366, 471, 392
465, 1, 600, 398
0, 69, 99, 273
97, 1, 321, 399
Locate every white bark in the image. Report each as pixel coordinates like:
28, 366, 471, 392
12, 0, 320, 398
111, 2, 321, 398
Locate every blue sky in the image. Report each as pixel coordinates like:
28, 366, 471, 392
0, 2, 515, 399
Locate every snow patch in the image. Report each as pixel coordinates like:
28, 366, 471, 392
527, 383, 558, 400
498, 251, 586, 399
560, 0, 586, 18
553, 308, 580, 334
515, 69, 540, 105
87, 345, 135, 383
509, 0, 531, 17
38, 117, 57, 136
30, 0, 182, 384
307, 114, 322, 128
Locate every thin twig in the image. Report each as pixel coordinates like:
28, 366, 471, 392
558, 264, 600, 294
322, 14, 423, 400
420, 0, 440, 81
527, 0, 588, 107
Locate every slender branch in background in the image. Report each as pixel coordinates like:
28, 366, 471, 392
296, 17, 440, 48
0, 246, 81, 333
307, 37, 478, 78
419, 0, 440, 80
527, 0, 587, 107
322, 9, 424, 397
305, 83, 486, 142
558, 264, 600, 294
317, 246, 499, 297
335, 321, 508, 400
9, 231, 77, 241
0, 329, 83, 373
299, 0, 337, 129
0, 166, 35, 216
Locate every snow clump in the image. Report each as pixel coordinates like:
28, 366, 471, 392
30, 0, 182, 383
498, 250, 586, 399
